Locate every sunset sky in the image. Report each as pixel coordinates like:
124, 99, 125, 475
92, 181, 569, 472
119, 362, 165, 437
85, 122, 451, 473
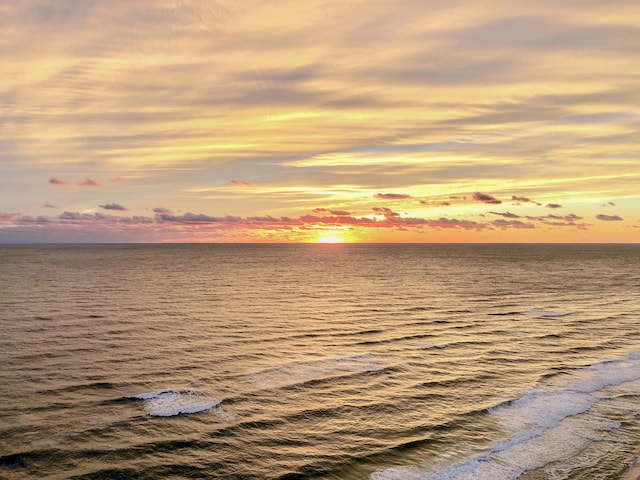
1, 0, 639, 243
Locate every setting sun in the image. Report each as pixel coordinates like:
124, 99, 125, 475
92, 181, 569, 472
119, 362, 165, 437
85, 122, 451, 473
317, 233, 344, 244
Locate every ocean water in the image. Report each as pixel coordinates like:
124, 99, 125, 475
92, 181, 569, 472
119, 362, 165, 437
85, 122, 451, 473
1, 243, 640, 480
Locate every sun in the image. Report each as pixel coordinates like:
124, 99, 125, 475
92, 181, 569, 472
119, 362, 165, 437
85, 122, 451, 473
317, 233, 344, 244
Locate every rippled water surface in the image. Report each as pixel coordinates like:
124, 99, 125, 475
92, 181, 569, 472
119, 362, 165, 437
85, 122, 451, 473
1, 244, 640, 479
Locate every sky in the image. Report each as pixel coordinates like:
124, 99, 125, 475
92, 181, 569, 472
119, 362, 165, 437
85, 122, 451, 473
1, 0, 639, 243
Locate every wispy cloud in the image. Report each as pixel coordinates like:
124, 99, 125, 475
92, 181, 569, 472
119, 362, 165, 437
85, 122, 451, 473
596, 214, 623, 221
473, 192, 502, 204
490, 211, 522, 219
153, 207, 173, 214
99, 203, 129, 211
231, 179, 253, 186
49, 177, 69, 186
375, 193, 411, 200
77, 178, 103, 187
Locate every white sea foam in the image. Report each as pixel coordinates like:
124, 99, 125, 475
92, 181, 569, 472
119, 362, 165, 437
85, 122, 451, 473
370, 353, 640, 480
127, 389, 222, 417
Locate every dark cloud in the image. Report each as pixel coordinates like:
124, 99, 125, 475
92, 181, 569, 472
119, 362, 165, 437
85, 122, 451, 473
522, 213, 588, 229
312, 208, 351, 216
99, 203, 129, 211
489, 211, 522, 219
77, 177, 103, 187
546, 203, 562, 209
16, 215, 52, 224
596, 214, 623, 221
511, 195, 532, 203
157, 212, 242, 224
43, 204, 59, 208
11, 199, 603, 242
153, 207, 173, 214
473, 192, 502, 204
49, 177, 69, 186
375, 193, 411, 200
58, 211, 152, 224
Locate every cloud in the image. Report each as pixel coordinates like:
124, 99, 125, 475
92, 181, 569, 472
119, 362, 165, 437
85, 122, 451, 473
489, 211, 522, 219
596, 214, 623, 221
492, 219, 535, 229
157, 212, 242, 224
0, 212, 20, 221
373, 207, 401, 219
49, 177, 69, 186
110, 176, 127, 183
99, 203, 129, 211
43, 204, 59, 208
58, 211, 153, 224
78, 177, 103, 187
313, 208, 351, 216
375, 193, 411, 200
526, 214, 583, 222
546, 203, 562, 209
427, 218, 486, 230
231, 179, 253, 186
7, 198, 613, 243
16, 215, 52, 224
473, 192, 502, 204
153, 207, 173, 214
511, 195, 532, 203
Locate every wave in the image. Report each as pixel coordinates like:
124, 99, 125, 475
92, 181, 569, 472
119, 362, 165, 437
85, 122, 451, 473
126, 389, 221, 417
370, 352, 640, 480
523, 310, 570, 317
242, 354, 389, 392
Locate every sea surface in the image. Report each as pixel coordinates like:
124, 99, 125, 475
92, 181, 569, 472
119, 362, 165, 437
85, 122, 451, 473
1, 243, 640, 479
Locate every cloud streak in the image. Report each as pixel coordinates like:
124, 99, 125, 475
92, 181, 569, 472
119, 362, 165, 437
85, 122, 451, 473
49, 177, 69, 186
375, 193, 411, 200
77, 178, 103, 187
99, 203, 129, 211
597, 214, 623, 221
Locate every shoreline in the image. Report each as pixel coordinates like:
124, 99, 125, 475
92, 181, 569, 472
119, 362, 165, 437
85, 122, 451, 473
623, 458, 640, 480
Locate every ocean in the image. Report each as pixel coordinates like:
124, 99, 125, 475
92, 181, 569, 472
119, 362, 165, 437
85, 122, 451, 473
1, 243, 639, 479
